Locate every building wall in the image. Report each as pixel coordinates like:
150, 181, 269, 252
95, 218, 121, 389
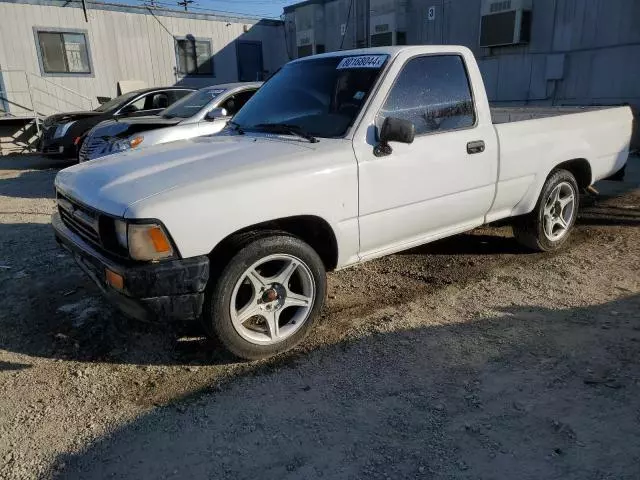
433, 0, 640, 108
0, 0, 288, 116
285, 0, 367, 57
285, 0, 640, 109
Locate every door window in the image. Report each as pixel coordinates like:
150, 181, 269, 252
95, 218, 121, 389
122, 95, 146, 113
220, 89, 257, 116
146, 92, 170, 110
378, 55, 476, 135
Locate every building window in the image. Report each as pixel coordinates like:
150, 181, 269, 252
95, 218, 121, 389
175, 37, 213, 76
36, 30, 91, 74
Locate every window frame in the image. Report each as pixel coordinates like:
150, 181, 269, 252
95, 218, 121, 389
114, 89, 183, 116
33, 27, 94, 77
174, 36, 214, 77
375, 53, 479, 138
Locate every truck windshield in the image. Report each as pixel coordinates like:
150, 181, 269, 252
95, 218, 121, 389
233, 55, 389, 138
162, 88, 226, 119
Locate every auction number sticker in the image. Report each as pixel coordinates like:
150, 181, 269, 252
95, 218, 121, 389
210, 89, 226, 97
337, 55, 387, 69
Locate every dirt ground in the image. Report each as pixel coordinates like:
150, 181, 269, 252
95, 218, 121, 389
0, 154, 639, 480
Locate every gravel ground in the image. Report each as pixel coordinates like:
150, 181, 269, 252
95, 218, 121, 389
0, 154, 639, 479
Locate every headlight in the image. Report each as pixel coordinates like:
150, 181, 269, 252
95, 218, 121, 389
54, 121, 76, 138
111, 136, 144, 153
128, 223, 174, 261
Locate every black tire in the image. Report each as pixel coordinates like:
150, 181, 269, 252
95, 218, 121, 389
202, 233, 326, 360
513, 169, 579, 252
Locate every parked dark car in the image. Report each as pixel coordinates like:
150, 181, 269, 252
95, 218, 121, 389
38, 87, 195, 159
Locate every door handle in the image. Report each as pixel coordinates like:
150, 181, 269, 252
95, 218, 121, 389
467, 140, 485, 154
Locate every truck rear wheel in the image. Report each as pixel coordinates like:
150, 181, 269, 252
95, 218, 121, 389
203, 234, 326, 360
513, 169, 579, 252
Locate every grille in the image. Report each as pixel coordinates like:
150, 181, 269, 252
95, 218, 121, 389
58, 193, 101, 247
79, 136, 110, 162
41, 125, 57, 141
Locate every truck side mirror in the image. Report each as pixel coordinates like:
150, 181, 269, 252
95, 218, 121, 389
375, 117, 415, 157
205, 108, 228, 121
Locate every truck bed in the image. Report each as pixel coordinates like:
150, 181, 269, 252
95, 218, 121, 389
491, 106, 611, 124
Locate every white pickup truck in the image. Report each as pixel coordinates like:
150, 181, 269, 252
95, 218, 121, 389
53, 46, 633, 360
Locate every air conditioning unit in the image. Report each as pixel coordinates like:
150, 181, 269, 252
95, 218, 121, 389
479, 0, 532, 47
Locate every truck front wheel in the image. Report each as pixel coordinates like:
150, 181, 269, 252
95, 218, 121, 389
513, 169, 579, 252
203, 234, 326, 360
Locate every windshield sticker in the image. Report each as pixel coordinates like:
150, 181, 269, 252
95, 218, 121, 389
353, 91, 365, 100
209, 89, 226, 98
337, 55, 387, 69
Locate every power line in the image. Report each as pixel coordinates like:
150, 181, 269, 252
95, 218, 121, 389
135, 0, 283, 18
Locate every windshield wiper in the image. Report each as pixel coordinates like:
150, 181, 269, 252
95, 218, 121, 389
227, 120, 244, 135
251, 123, 318, 143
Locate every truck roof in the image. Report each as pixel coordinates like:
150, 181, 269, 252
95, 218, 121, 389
291, 45, 472, 64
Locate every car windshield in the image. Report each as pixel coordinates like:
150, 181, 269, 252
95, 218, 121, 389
94, 91, 142, 113
162, 88, 226, 119
232, 54, 389, 138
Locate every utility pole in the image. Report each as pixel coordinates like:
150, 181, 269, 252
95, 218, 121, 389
177, 0, 193, 11
366, 0, 370, 47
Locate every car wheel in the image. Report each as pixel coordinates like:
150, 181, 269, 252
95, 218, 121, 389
513, 169, 580, 252
203, 233, 326, 360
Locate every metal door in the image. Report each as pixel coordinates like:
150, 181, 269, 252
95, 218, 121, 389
236, 41, 264, 82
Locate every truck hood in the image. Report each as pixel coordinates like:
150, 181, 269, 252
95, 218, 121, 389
55, 134, 315, 217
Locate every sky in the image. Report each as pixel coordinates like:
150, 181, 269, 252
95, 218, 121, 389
117, 0, 297, 19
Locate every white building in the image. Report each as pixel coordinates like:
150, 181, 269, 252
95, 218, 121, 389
0, 0, 289, 153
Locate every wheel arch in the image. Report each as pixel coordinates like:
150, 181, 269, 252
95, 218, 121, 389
553, 158, 592, 190
209, 215, 339, 273
512, 157, 592, 217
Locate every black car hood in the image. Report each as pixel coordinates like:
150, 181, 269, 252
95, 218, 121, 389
43, 111, 104, 126
90, 116, 182, 139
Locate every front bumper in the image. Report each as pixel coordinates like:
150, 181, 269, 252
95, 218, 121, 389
52, 213, 209, 322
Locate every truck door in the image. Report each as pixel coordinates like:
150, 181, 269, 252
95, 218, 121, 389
354, 54, 498, 259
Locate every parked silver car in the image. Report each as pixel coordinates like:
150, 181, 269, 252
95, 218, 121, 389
78, 82, 262, 162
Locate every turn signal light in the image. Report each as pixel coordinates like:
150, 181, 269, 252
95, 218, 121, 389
105, 269, 124, 290
147, 226, 172, 253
